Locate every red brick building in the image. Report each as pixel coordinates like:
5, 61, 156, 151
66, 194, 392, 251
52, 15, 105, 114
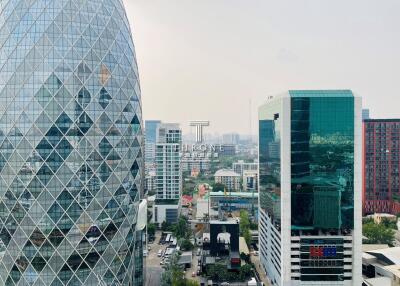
363, 119, 400, 215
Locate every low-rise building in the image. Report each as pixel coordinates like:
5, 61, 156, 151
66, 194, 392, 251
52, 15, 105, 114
182, 195, 193, 207
233, 160, 258, 177
209, 191, 258, 215
363, 245, 400, 286
366, 213, 397, 225
214, 169, 240, 192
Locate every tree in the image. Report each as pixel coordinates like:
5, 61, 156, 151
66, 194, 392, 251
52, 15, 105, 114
174, 216, 190, 239
180, 239, 194, 251
161, 221, 170, 231
239, 264, 253, 281
240, 252, 250, 263
161, 252, 200, 286
147, 223, 156, 238
239, 210, 252, 246
243, 229, 252, 247
206, 263, 253, 282
239, 210, 250, 232
381, 218, 398, 230
206, 264, 230, 281
363, 222, 395, 245
161, 253, 185, 286
185, 280, 199, 286
212, 182, 226, 193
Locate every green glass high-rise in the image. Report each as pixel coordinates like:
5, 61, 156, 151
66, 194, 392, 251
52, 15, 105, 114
258, 91, 362, 285
0, 0, 145, 285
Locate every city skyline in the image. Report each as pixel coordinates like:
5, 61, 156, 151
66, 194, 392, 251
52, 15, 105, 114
124, 0, 400, 134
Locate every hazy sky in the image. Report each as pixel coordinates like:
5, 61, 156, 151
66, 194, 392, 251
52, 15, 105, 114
123, 0, 400, 134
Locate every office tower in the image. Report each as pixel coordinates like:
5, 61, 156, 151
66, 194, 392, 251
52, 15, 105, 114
363, 119, 400, 215
258, 90, 361, 285
152, 124, 182, 226
145, 120, 161, 173
0, 1, 145, 285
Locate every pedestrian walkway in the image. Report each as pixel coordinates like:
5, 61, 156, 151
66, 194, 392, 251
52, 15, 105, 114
250, 254, 271, 286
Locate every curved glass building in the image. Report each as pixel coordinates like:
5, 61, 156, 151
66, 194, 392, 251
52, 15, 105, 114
0, 0, 144, 285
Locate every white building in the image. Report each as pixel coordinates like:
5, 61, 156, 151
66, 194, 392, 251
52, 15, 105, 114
214, 169, 241, 192
363, 245, 400, 286
233, 160, 258, 177
152, 123, 182, 226
243, 170, 258, 192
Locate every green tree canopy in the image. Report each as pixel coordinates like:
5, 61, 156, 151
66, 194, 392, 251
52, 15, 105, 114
212, 182, 226, 192
239, 210, 252, 246
174, 216, 190, 239
363, 222, 395, 245
180, 238, 194, 251
147, 223, 156, 237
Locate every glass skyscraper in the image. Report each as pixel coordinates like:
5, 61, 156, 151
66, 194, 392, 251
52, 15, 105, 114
258, 91, 362, 285
0, 1, 144, 285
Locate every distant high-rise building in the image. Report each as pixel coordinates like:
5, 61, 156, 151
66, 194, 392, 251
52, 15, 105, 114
258, 90, 361, 286
362, 109, 370, 120
152, 123, 182, 225
363, 119, 400, 215
145, 120, 161, 173
145, 120, 162, 143
222, 133, 240, 145
0, 0, 145, 285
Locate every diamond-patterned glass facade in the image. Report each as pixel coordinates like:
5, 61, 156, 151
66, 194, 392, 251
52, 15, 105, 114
0, 0, 144, 285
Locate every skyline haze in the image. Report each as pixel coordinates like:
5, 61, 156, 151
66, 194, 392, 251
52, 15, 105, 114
124, 0, 400, 133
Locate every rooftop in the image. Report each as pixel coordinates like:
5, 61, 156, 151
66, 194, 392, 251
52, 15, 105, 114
178, 251, 193, 265
289, 90, 353, 98
210, 219, 239, 225
362, 244, 390, 252
209, 191, 259, 199
366, 246, 400, 265
364, 277, 392, 286
364, 119, 400, 123
385, 264, 400, 277
214, 169, 240, 177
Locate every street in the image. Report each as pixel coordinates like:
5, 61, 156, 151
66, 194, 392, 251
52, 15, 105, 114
146, 232, 167, 286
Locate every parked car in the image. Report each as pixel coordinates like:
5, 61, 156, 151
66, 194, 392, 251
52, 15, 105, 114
196, 248, 201, 256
